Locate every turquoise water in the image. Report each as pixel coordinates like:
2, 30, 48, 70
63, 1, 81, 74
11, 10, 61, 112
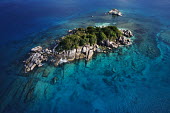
0, 0, 170, 113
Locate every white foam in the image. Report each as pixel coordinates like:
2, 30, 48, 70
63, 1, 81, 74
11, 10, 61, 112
95, 23, 110, 27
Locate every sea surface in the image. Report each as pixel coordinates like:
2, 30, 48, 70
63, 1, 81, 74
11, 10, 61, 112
0, 0, 170, 113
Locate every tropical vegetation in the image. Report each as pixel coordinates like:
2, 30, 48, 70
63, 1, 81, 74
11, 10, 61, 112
57, 26, 122, 50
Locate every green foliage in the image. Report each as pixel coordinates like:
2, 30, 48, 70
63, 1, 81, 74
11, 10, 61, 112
77, 28, 85, 31
107, 26, 119, 31
57, 26, 122, 50
95, 27, 101, 31
60, 35, 80, 50
87, 34, 97, 45
98, 32, 107, 42
101, 27, 111, 36
107, 26, 122, 37
116, 30, 122, 37
86, 26, 96, 34
108, 31, 117, 41
79, 38, 86, 46
79, 34, 90, 46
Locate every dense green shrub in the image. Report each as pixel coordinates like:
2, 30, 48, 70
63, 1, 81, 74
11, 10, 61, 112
98, 32, 107, 42
57, 26, 122, 50
87, 34, 97, 45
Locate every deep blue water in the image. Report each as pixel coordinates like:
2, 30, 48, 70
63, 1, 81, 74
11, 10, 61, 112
0, 0, 170, 113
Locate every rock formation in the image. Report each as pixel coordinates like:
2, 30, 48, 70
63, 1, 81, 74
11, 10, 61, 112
117, 36, 132, 45
107, 9, 122, 16
24, 46, 52, 73
31, 46, 42, 52
24, 29, 133, 73
120, 29, 133, 37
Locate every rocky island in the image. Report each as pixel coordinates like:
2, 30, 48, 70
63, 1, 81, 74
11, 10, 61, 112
24, 26, 133, 73
107, 9, 122, 16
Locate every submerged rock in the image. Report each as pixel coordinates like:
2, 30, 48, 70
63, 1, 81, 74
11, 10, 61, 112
102, 78, 112, 86
159, 30, 170, 45
24, 88, 35, 103
52, 77, 58, 84
42, 69, 50, 77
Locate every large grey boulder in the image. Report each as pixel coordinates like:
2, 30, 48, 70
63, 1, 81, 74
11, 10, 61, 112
75, 47, 82, 59
118, 36, 132, 45
82, 46, 87, 53
76, 48, 82, 53
105, 39, 110, 47
66, 49, 76, 61
68, 49, 76, 58
110, 43, 119, 48
82, 45, 91, 54
87, 49, 94, 60
31, 46, 42, 52
120, 29, 133, 37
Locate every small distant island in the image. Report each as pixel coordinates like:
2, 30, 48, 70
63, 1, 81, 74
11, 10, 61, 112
107, 9, 122, 16
24, 9, 133, 73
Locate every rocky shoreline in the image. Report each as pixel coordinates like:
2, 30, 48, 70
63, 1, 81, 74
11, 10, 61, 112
24, 28, 133, 73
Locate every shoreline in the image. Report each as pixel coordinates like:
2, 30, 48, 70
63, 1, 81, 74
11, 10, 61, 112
23, 9, 135, 73
24, 26, 134, 73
